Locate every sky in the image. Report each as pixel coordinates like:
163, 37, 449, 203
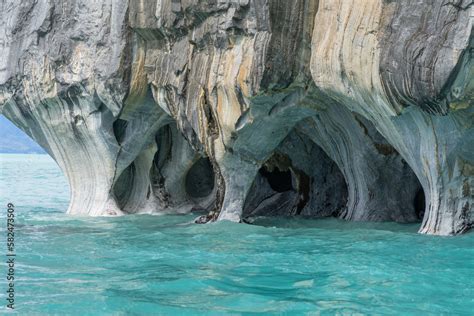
0, 115, 46, 154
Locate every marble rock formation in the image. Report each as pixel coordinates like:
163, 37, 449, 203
0, 0, 472, 235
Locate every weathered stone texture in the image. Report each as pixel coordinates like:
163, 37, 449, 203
0, 0, 472, 235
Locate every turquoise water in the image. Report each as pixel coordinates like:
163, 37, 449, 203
0, 154, 473, 315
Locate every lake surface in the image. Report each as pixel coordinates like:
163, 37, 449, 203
0, 154, 473, 315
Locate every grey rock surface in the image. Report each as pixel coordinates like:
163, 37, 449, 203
0, 0, 472, 235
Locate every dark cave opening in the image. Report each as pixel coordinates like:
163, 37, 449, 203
185, 157, 215, 198
242, 129, 348, 220
414, 188, 426, 220
258, 166, 293, 192
114, 162, 136, 210
294, 170, 311, 216
112, 119, 128, 144
113, 122, 218, 214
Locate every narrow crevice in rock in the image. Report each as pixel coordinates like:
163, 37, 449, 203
112, 119, 128, 145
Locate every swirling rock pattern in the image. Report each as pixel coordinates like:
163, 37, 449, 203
0, 0, 472, 235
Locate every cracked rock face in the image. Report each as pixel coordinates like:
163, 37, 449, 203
0, 0, 472, 235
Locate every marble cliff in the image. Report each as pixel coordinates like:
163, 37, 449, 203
0, 0, 472, 235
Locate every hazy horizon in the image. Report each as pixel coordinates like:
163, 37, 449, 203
0, 115, 46, 154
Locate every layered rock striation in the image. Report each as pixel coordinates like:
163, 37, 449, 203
0, 0, 472, 235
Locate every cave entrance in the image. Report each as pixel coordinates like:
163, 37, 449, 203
243, 129, 348, 220
113, 122, 217, 214
185, 157, 215, 199
414, 188, 426, 221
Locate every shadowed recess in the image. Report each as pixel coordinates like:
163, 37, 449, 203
243, 129, 348, 220
186, 157, 215, 198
